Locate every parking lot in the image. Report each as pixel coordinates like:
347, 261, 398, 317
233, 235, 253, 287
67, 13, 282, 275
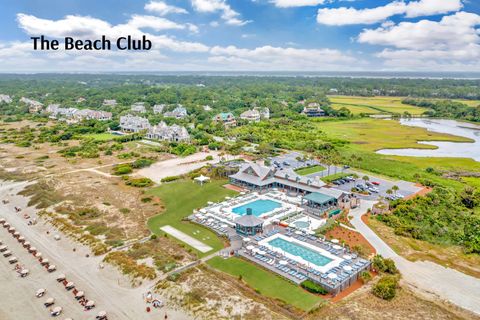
268, 152, 320, 170
322, 171, 423, 201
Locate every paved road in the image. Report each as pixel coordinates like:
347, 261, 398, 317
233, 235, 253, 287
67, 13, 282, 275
349, 201, 480, 315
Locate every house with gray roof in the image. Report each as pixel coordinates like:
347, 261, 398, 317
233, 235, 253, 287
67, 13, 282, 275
131, 102, 147, 113
119, 114, 151, 132
145, 121, 190, 142
164, 105, 187, 119
0, 94, 12, 104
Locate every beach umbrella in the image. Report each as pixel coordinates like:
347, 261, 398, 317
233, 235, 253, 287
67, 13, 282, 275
343, 266, 353, 272
18, 236, 25, 242
342, 254, 352, 260
35, 252, 42, 258
41, 258, 49, 265
23, 241, 30, 247
3, 250, 12, 256
29, 246, 37, 252
20, 269, 29, 276
45, 297, 55, 305
279, 260, 288, 265
4, 223, 10, 228
97, 311, 107, 317
35, 288, 46, 297
8, 227, 15, 232
246, 245, 255, 250
48, 265, 56, 272
13, 231, 20, 237
327, 273, 338, 279
0, 218, 5, 224
54, 235, 61, 241
0, 245, 7, 251
331, 239, 339, 244
65, 282, 75, 289
56, 274, 66, 281
86, 300, 95, 308
8, 256, 17, 263
75, 291, 85, 299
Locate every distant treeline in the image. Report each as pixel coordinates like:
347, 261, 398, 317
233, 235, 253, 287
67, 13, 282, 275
402, 98, 480, 122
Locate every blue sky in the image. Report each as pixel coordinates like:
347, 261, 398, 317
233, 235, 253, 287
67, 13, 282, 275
0, 0, 479, 72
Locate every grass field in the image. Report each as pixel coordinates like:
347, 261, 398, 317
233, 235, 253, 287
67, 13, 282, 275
146, 179, 237, 256
294, 165, 325, 175
320, 118, 471, 151
81, 133, 117, 141
321, 172, 349, 183
452, 99, 480, 107
207, 256, 322, 311
328, 96, 427, 115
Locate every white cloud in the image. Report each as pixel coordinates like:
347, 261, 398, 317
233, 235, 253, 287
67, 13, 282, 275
15, 13, 207, 53
127, 15, 185, 31
316, 0, 463, 25
359, 12, 480, 69
144, 1, 189, 16
191, 0, 251, 26
270, 0, 326, 8
209, 45, 358, 70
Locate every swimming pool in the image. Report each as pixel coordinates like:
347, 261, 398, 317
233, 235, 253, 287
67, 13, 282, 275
232, 199, 282, 217
268, 237, 333, 267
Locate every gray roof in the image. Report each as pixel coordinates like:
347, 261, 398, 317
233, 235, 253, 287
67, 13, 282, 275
235, 214, 264, 227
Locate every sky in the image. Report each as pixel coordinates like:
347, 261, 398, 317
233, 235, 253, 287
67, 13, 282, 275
0, 0, 479, 72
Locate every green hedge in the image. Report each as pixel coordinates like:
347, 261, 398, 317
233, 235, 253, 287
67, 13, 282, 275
300, 280, 328, 295
161, 175, 182, 183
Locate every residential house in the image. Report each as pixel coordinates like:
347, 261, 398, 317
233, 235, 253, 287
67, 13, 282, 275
302, 103, 325, 117
20, 97, 44, 113
102, 99, 117, 107
153, 104, 165, 114
74, 109, 112, 121
145, 121, 190, 142
164, 105, 187, 119
131, 102, 146, 113
213, 112, 237, 127
0, 94, 12, 104
258, 107, 270, 119
119, 114, 151, 132
76, 97, 86, 103
240, 109, 261, 122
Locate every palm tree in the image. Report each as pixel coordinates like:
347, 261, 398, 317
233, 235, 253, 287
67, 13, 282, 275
362, 175, 369, 186
386, 189, 393, 197
392, 185, 399, 196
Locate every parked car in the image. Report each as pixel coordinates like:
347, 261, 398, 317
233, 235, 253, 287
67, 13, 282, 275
333, 180, 341, 185
372, 181, 380, 185
366, 181, 373, 187
343, 165, 350, 169
344, 176, 354, 182
368, 187, 379, 193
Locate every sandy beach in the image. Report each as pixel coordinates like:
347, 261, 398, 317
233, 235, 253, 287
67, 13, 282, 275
0, 180, 192, 320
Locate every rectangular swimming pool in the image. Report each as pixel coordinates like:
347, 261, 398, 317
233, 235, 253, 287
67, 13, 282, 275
232, 199, 282, 217
268, 237, 333, 267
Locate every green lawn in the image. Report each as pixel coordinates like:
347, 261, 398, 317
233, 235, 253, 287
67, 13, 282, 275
146, 179, 237, 256
81, 133, 117, 141
294, 165, 325, 176
321, 172, 350, 183
207, 256, 322, 311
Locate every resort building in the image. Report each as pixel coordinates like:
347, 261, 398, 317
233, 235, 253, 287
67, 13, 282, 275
234, 210, 264, 236
229, 163, 356, 215
145, 121, 190, 142
240, 109, 261, 122
213, 112, 237, 127
164, 105, 187, 119
131, 102, 147, 113
302, 103, 325, 117
102, 99, 117, 107
0, 94, 12, 104
153, 104, 165, 114
119, 114, 151, 132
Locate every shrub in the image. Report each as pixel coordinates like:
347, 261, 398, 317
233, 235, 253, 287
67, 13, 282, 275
161, 175, 181, 183
359, 271, 372, 284
205, 155, 214, 161
300, 280, 328, 295
132, 158, 154, 168
125, 177, 153, 188
372, 275, 399, 300
372, 255, 398, 274
113, 164, 133, 175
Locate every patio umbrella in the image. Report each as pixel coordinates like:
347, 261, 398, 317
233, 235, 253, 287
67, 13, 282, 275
279, 260, 288, 265
306, 230, 315, 235
246, 245, 255, 250
327, 273, 338, 279
332, 245, 342, 250
295, 230, 302, 235
251, 248, 260, 253
243, 237, 251, 242
221, 224, 228, 228
342, 254, 352, 260
331, 239, 339, 244
258, 250, 266, 255
343, 266, 353, 272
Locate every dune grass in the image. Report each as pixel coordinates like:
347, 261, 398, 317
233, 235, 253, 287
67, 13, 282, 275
328, 96, 427, 115
207, 256, 322, 311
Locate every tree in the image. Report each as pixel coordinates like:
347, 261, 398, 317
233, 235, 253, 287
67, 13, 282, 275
362, 175, 369, 186
386, 189, 393, 196
392, 185, 399, 196
372, 275, 399, 301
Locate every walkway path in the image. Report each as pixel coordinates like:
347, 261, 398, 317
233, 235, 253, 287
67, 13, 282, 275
160, 225, 213, 253
349, 201, 480, 315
